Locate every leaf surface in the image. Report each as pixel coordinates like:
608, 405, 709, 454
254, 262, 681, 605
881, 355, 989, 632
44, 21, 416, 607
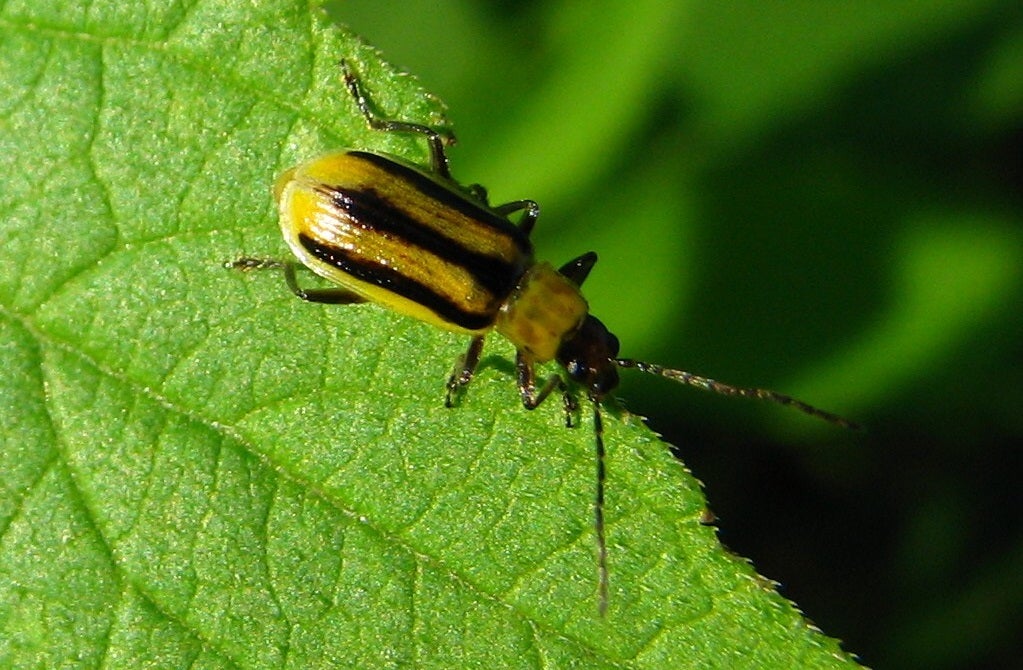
0, 2, 862, 667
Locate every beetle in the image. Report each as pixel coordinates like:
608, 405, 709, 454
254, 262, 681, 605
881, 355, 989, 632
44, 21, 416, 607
231, 59, 856, 615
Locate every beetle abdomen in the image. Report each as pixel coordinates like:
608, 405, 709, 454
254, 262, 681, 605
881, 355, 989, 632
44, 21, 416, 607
278, 150, 533, 333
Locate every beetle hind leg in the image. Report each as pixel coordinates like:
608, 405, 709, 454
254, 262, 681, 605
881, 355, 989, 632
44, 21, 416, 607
228, 258, 366, 305
281, 262, 367, 304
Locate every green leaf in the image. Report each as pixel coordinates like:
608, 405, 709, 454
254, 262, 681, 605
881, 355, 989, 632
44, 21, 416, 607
0, 2, 863, 667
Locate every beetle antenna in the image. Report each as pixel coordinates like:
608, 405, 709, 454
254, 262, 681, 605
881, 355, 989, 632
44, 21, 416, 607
591, 397, 609, 616
614, 359, 860, 430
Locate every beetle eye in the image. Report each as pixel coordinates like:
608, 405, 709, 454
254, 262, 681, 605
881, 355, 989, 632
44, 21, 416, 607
557, 315, 620, 398
590, 366, 619, 399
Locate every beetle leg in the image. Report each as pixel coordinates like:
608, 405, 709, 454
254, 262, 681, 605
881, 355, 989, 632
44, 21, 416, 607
561, 386, 579, 428
493, 199, 540, 236
445, 335, 485, 407
227, 257, 286, 271
558, 251, 598, 287
227, 258, 365, 304
516, 351, 566, 411
340, 59, 455, 180
282, 262, 366, 304
466, 183, 489, 204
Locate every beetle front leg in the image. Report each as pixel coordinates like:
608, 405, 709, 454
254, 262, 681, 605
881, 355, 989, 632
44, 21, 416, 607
516, 351, 575, 427
557, 252, 598, 287
446, 336, 485, 407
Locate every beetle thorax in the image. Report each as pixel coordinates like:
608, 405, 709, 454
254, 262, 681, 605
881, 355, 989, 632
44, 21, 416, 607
495, 262, 589, 363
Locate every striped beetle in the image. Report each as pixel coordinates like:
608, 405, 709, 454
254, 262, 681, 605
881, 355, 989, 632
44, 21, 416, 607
231, 60, 856, 614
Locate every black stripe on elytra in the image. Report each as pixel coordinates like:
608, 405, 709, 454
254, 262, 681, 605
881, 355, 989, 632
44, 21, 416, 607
351, 150, 532, 251
321, 184, 526, 299
298, 233, 497, 331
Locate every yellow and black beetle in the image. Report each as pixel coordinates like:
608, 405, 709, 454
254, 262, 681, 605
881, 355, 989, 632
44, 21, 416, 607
232, 60, 856, 614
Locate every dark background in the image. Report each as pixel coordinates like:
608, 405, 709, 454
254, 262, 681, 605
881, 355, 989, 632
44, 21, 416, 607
332, 2, 1023, 667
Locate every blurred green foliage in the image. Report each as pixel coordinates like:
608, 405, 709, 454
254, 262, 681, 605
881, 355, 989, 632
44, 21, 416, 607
334, 1, 1023, 668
